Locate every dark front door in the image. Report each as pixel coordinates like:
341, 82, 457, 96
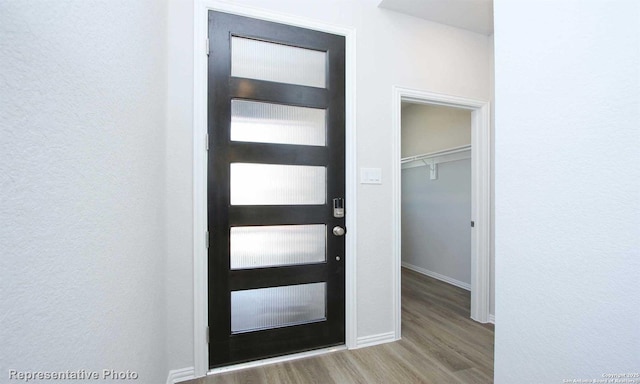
207, 11, 346, 368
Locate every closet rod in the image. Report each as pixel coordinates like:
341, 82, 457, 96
401, 144, 471, 164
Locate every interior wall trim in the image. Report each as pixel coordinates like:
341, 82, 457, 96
354, 332, 397, 349
166, 367, 195, 384
391, 86, 492, 340
401, 262, 472, 291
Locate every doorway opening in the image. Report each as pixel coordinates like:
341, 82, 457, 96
401, 102, 472, 291
193, 2, 357, 377
391, 87, 491, 339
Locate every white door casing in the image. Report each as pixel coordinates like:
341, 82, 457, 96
391, 86, 492, 338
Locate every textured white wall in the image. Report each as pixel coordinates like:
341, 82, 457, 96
165, 0, 491, 371
0, 2, 168, 383
166, 0, 195, 371
401, 103, 471, 157
494, 0, 640, 382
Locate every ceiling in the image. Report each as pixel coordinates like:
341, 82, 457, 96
378, 0, 494, 35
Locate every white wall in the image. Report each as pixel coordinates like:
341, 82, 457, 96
494, 0, 640, 382
401, 104, 472, 287
166, 0, 491, 372
489, 33, 495, 320
401, 103, 471, 157
166, 0, 195, 371
402, 160, 472, 286
0, 2, 168, 383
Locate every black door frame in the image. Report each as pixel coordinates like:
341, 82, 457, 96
207, 10, 346, 368
193, 5, 356, 376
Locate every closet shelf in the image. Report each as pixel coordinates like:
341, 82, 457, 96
401, 145, 471, 170
401, 145, 471, 179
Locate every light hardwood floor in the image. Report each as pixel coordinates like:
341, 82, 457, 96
189, 268, 494, 384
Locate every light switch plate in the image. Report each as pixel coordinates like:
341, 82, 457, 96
360, 167, 382, 184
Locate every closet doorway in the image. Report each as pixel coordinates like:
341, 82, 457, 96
401, 103, 473, 292
391, 88, 491, 336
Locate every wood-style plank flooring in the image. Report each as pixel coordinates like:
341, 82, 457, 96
188, 268, 494, 384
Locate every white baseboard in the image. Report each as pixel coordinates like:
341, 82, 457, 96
166, 367, 195, 384
167, 334, 399, 382
489, 314, 495, 324
402, 262, 471, 291
355, 332, 397, 349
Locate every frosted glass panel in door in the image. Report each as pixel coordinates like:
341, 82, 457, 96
231, 282, 326, 333
231, 36, 326, 88
230, 163, 326, 205
231, 100, 326, 146
230, 224, 326, 269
